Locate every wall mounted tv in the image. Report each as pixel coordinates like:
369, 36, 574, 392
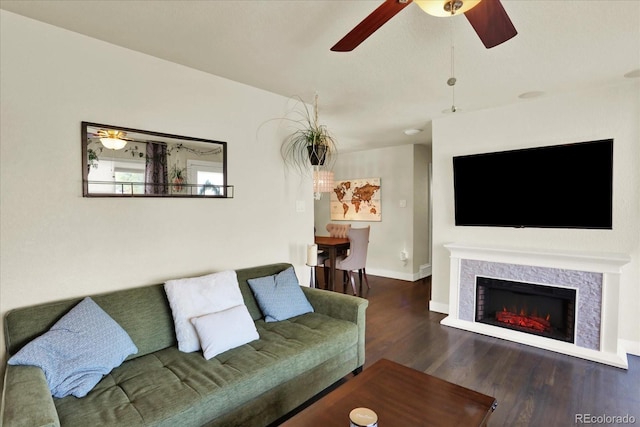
452, 139, 613, 229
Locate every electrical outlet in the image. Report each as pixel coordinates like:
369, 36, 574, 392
400, 250, 408, 261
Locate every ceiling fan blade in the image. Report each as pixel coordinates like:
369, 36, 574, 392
331, 0, 413, 52
464, 0, 517, 49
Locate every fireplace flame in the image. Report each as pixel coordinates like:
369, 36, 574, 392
496, 307, 552, 333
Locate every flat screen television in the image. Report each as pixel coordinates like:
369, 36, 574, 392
452, 139, 613, 229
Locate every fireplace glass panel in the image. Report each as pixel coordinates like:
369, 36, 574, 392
475, 276, 576, 343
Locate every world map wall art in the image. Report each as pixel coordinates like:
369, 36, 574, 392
330, 177, 381, 222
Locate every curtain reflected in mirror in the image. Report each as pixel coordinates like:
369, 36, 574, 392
82, 122, 231, 198
145, 142, 168, 195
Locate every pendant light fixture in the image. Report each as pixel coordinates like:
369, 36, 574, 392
415, 0, 482, 17
313, 165, 335, 200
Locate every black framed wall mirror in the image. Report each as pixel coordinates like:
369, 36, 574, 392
82, 122, 231, 198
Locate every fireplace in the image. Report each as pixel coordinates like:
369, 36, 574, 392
475, 277, 576, 343
440, 244, 631, 368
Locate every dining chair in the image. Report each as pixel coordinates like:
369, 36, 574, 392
326, 223, 351, 238
324, 226, 370, 296
316, 223, 352, 287
325, 223, 351, 258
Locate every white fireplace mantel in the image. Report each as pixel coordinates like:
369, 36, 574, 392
442, 243, 631, 368
443, 243, 630, 274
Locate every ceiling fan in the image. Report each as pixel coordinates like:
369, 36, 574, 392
331, 0, 517, 52
90, 129, 135, 150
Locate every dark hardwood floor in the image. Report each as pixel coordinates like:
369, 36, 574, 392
327, 272, 640, 426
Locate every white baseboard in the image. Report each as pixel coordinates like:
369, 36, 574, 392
429, 300, 449, 314
620, 339, 640, 356
365, 265, 432, 282
365, 268, 416, 282
418, 264, 432, 279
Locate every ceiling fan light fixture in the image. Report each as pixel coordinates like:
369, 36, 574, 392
99, 129, 128, 150
100, 137, 128, 150
415, 0, 482, 17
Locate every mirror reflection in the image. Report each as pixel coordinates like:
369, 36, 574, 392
82, 122, 230, 197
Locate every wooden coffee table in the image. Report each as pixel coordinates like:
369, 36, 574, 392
280, 359, 497, 426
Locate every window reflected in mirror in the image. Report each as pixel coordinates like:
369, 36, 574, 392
82, 122, 231, 198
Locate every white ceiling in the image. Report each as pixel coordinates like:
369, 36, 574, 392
2, 0, 639, 152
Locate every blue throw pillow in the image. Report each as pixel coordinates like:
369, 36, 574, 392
8, 297, 138, 398
247, 267, 314, 322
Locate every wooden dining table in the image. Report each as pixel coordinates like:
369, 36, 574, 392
314, 235, 350, 292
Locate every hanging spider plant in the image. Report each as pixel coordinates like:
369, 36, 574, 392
279, 94, 337, 175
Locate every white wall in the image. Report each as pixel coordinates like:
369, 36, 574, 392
0, 11, 315, 372
431, 81, 640, 351
314, 144, 431, 280
413, 144, 432, 275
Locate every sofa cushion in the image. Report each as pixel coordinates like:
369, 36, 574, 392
8, 297, 138, 398
53, 312, 358, 426
164, 270, 244, 353
191, 304, 259, 360
247, 267, 314, 322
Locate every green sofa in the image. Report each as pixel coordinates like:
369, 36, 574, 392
1, 263, 368, 426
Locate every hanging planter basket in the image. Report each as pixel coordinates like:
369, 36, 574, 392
307, 144, 327, 166
276, 94, 338, 175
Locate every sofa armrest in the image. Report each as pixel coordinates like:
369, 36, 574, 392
301, 287, 368, 368
1, 365, 60, 427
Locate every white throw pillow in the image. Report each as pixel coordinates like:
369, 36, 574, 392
164, 270, 243, 353
191, 304, 259, 360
